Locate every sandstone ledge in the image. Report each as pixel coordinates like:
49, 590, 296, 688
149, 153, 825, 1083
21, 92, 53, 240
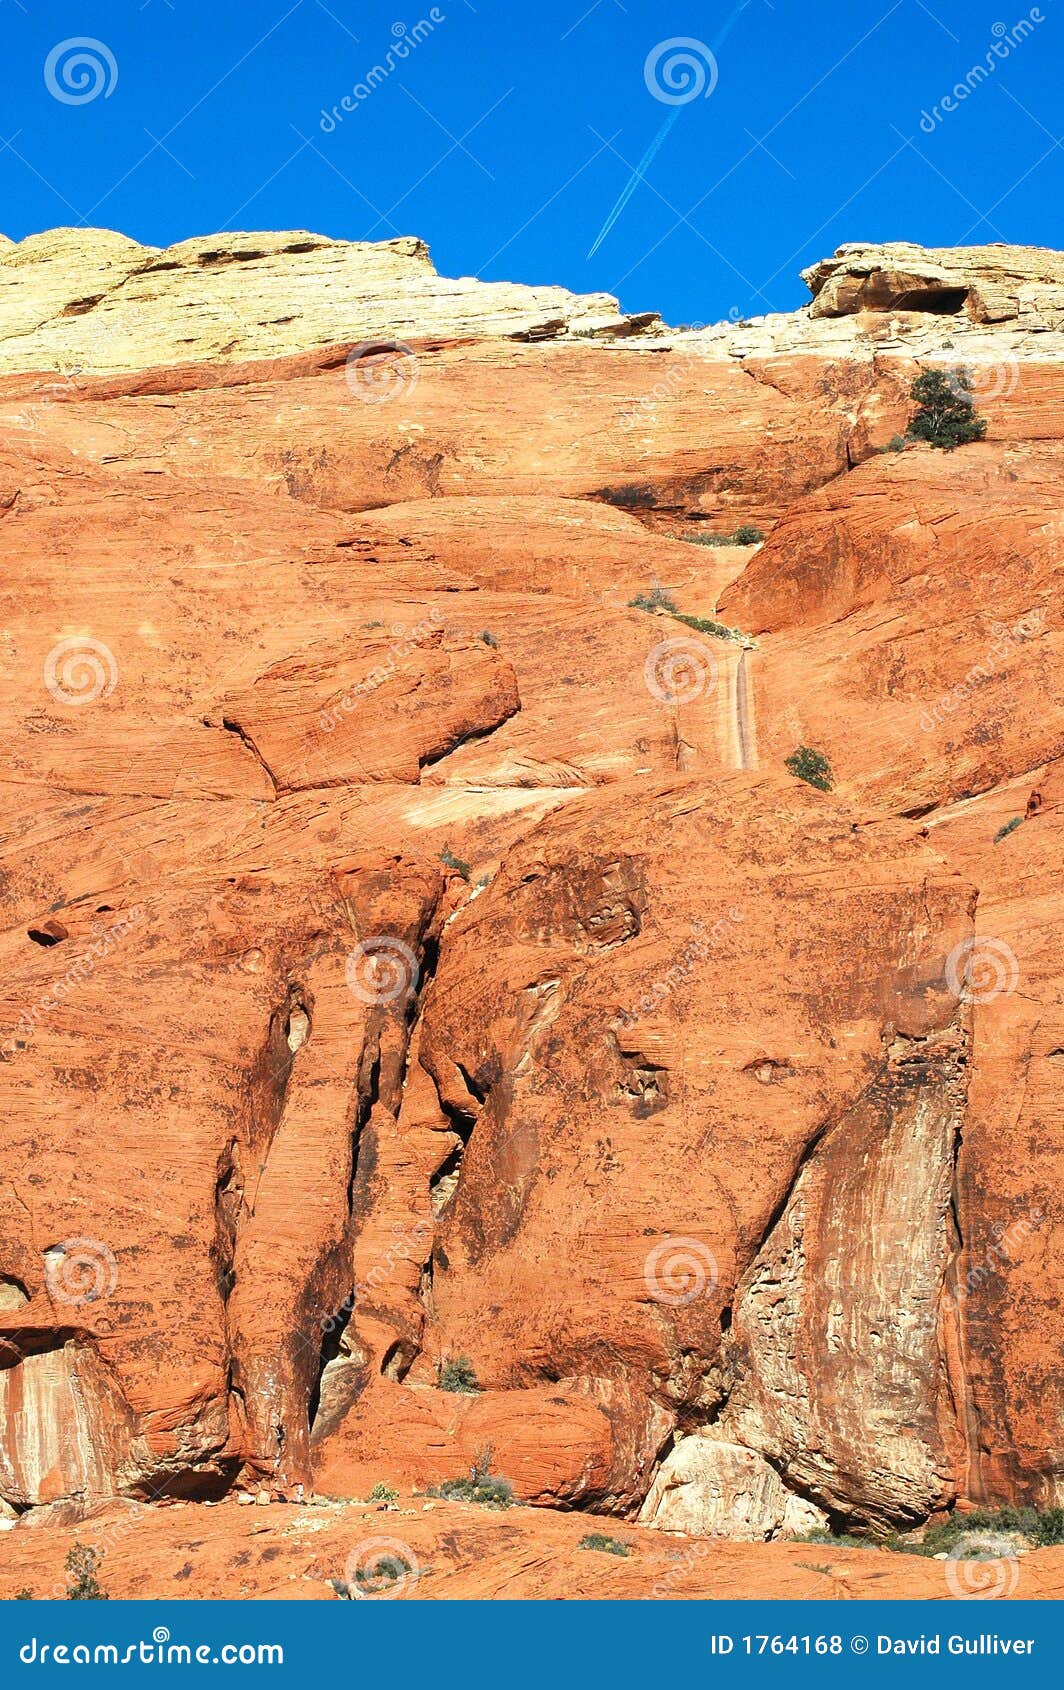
0, 226, 660, 376
5, 232, 1064, 380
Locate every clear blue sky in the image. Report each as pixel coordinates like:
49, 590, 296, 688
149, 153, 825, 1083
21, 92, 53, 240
1, 0, 1061, 324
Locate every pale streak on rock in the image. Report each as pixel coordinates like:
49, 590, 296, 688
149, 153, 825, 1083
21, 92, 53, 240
716, 1024, 971, 1528
638, 1436, 826, 1541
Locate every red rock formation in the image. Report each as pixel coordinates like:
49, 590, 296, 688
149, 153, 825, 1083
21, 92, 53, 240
1, 233, 1062, 1594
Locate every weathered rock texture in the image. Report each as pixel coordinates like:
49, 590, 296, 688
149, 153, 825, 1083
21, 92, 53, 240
0, 231, 1061, 1595
0, 228, 657, 376
2, 1494, 1061, 1601
802, 240, 1064, 327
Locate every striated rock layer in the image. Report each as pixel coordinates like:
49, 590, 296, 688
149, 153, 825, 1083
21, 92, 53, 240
0, 231, 1062, 1594
0, 228, 657, 377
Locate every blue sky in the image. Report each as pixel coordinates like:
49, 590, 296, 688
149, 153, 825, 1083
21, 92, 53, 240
1, 0, 1061, 325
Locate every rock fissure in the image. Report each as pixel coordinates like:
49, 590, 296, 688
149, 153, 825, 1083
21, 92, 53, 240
2, 231, 1062, 1585
706, 1015, 972, 1531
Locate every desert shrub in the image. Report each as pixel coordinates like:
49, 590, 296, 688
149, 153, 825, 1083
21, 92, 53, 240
629, 587, 678, 613
672, 610, 749, 644
1029, 1508, 1064, 1546
438, 848, 472, 883
993, 816, 1023, 845
367, 1482, 398, 1502
480, 630, 498, 647
595, 484, 657, 510
431, 1444, 513, 1509
354, 1554, 412, 1591
878, 434, 907, 453
578, 1532, 631, 1557
785, 746, 833, 792
683, 525, 764, 546
792, 1528, 882, 1551
66, 1545, 107, 1601
919, 1507, 1064, 1555
433, 1473, 514, 1509
906, 369, 986, 450
630, 592, 752, 645
438, 1355, 479, 1393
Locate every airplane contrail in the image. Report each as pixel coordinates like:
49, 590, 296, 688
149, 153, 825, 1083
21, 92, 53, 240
587, 109, 683, 261
587, 3, 750, 261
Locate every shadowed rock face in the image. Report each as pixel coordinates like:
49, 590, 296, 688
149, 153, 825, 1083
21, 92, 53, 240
0, 231, 1061, 1590
801, 240, 1064, 327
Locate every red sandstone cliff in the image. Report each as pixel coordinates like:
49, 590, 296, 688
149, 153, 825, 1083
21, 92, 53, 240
0, 232, 1061, 1599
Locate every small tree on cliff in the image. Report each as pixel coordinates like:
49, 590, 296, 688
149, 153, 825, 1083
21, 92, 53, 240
65, 1545, 108, 1600
786, 746, 833, 793
906, 369, 986, 450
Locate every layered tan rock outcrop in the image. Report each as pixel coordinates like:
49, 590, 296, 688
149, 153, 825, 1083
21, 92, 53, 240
0, 230, 1062, 1596
802, 239, 1064, 327
0, 228, 657, 377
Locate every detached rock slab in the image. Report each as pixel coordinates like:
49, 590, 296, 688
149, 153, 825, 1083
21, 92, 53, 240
221, 631, 520, 789
639, 1437, 826, 1541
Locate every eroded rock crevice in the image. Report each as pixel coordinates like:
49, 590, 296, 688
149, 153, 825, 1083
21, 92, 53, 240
4, 230, 1064, 1581
706, 1017, 971, 1531
216, 862, 446, 1493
